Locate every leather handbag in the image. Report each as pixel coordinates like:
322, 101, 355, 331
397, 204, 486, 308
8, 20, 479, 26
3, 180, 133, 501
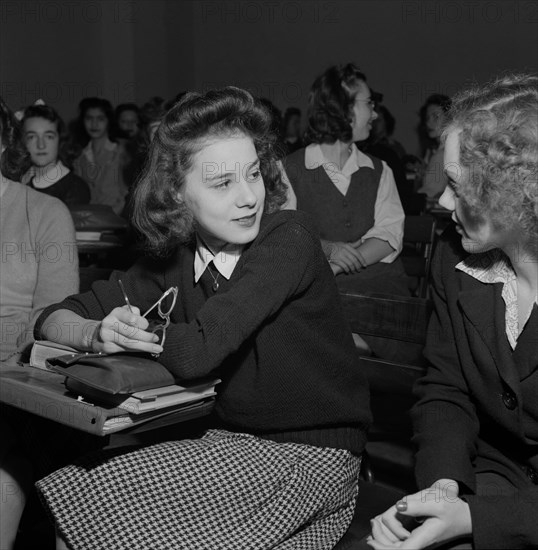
46, 352, 176, 395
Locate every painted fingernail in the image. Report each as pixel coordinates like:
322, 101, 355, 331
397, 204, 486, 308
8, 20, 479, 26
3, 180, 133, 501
396, 500, 408, 512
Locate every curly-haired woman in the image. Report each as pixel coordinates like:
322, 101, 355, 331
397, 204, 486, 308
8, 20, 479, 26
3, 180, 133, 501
33, 87, 371, 550
369, 74, 538, 549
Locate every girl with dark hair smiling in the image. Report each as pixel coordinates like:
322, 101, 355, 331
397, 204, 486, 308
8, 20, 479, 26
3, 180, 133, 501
34, 87, 371, 550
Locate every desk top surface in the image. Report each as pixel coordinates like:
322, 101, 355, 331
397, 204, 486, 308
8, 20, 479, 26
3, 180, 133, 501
0, 361, 124, 433
0, 362, 214, 436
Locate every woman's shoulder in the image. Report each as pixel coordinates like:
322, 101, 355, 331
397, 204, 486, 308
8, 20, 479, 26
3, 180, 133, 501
60, 171, 88, 185
259, 209, 319, 242
60, 171, 91, 192
7, 183, 75, 236
4, 180, 66, 212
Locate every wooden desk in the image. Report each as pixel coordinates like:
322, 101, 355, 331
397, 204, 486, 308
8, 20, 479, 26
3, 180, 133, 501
0, 362, 214, 436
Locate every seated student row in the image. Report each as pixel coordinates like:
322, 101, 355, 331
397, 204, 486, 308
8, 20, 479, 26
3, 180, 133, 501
1, 86, 370, 550
1, 71, 536, 550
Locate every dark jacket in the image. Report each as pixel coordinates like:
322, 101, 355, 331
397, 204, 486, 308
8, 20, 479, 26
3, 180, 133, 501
412, 226, 538, 549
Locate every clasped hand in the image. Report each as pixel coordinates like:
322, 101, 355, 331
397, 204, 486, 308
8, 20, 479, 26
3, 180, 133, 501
328, 239, 364, 275
367, 479, 472, 550
90, 305, 164, 356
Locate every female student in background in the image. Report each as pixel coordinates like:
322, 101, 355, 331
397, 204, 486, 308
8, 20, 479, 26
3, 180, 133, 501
34, 87, 371, 550
280, 63, 408, 297
369, 74, 538, 549
21, 102, 90, 206
416, 94, 451, 208
73, 97, 129, 214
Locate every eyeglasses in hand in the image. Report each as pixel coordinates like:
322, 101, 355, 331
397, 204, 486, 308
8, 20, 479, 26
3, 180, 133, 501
142, 287, 178, 349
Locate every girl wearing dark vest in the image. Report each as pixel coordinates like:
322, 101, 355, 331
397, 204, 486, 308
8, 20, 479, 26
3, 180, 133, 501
33, 87, 371, 550
369, 75, 538, 549
280, 63, 408, 297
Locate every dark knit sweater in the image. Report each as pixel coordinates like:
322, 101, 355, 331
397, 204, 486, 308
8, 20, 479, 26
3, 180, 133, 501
36, 210, 371, 455
30, 172, 91, 206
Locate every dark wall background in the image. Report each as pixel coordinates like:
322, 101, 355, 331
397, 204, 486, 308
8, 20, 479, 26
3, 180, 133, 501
1, 0, 537, 154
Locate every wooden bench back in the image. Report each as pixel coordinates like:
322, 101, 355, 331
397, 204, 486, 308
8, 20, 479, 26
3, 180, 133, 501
340, 291, 431, 439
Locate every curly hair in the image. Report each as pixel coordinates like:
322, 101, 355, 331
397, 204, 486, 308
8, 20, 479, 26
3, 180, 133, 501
305, 63, 367, 144
0, 96, 29, 181
130, 87, 288, 257
443, 74, 538, 242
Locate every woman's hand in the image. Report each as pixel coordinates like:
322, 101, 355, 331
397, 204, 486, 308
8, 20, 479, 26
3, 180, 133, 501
89, 305, 164, 355
367, 479, 472, 549
326, 241, 364, 274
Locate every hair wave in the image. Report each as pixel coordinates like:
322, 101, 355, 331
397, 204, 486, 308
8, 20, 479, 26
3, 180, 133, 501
305, 63, 367, 144
0, 96, 29, 181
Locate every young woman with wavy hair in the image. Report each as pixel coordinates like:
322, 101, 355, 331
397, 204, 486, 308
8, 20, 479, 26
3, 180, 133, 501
34, 87, 371, 550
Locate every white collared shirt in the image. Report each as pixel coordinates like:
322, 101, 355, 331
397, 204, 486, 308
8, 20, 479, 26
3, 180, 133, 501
194, 235, 243, 283
278, 143, 404, 263
456, 249, 538, 350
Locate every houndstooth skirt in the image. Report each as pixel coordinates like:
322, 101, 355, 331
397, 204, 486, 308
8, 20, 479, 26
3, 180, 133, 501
36, 429, 361, 550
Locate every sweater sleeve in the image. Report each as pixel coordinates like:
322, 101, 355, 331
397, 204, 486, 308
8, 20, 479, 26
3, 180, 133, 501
157, 217, 320, 379
465, 490, 538, 549
411, 236, 480, 493
22, 197, 79, 348
35, 257, 167, 341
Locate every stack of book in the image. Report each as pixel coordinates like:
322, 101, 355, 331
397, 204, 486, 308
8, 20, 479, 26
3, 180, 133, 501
66, 378, 219, 415
29, 340, 79, 371
26, 341, 219, 435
